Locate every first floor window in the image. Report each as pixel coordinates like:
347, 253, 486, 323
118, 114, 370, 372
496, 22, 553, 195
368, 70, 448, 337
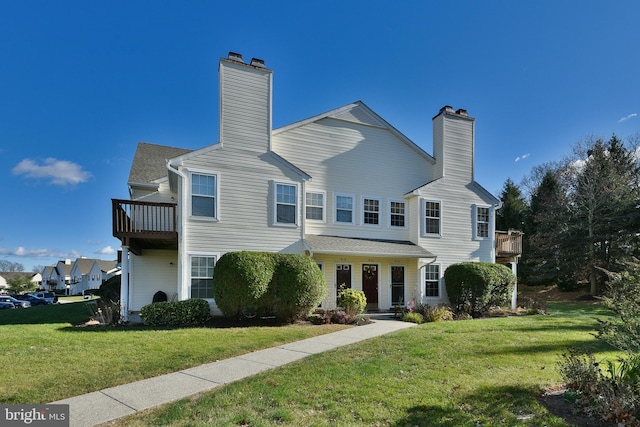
191, 173, 216, 218
363, 198, 380, 225
424, 200, 441, 235
191, 256, 215, 298
390, 201, 406, 227
476, 206, 490, 238
276, 183, 297, 224
336, 195, 354, 223
424, 264, 440, 298
306, 191, 324, 221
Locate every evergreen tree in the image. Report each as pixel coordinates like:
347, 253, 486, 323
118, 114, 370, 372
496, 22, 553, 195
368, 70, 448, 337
496, 178, 528, 231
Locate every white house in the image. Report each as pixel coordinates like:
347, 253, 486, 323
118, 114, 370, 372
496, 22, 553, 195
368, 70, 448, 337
70, 258, 118, 295
112, 52, 521, 321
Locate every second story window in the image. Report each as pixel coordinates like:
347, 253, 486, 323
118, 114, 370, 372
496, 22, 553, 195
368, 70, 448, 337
191, 173, 217, 218
275, 182, 297, 225
423, 200, 441, 236
335, 194, 354, 224
363, 197, 380, 225
390, 201, 406, 227
476, 206, 490, 239
305, 191, 325, 221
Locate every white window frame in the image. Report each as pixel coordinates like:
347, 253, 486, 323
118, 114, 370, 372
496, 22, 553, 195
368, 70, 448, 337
388, 199, 407, 228
273, 180, 299, 226
187, 168, 220, 221
422, 263, 441, 299
189, 253, 218, 299
361, 195, 381, 226
421, 198, 442, 237
334, 192, 355, 225
474, 204, 491, 240
305, 190, 326, 222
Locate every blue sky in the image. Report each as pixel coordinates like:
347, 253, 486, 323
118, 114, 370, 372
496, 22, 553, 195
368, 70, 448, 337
1, 1, 639, 272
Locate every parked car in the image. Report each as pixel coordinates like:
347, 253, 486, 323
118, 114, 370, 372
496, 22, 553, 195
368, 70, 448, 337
13, 294, 50, 306
0, 295, 31, 308
29, 292, 58, 304
0, 301, 15, 310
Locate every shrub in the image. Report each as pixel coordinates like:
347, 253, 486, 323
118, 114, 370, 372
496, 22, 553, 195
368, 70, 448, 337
444, 262, 516, 315
402, 312, 424, 324
213, 251, 326, 322
337, 288, 367, 317
140, 298, 211, 327
415, 303, 454, 322
95, 275, 121, 303
212, 251, 276, 318
270, 254, 326, 322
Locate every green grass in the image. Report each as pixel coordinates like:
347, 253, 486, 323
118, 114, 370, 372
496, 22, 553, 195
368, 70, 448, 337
109, 301, 618, 427
0, 301, 349, 404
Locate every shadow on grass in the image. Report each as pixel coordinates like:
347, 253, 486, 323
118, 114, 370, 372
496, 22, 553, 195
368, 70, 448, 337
0, 301, 90, 325
391, 384, 587, 427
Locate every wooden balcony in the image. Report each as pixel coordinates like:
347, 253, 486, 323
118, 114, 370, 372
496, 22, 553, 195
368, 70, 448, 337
112, 199, 178, 255
495, 230, 523, 263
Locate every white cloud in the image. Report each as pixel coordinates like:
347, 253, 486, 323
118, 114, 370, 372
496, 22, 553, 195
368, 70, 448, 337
617, 113, 637, 123
12, 158, 91, 186
0, 247, 82, 259
95, 245, 117, 255
515, 153, 531, 162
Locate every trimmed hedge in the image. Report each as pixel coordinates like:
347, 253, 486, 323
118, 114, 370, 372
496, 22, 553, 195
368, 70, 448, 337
140, 298, 211, 326
444, 262, 515, 315
212, 251, 326, 322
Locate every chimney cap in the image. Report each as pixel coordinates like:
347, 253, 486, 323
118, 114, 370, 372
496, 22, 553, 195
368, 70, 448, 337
250, 57, 266, 68
455, 108, 469, 117
227, 52, 244, 63
441, 105, 455, 114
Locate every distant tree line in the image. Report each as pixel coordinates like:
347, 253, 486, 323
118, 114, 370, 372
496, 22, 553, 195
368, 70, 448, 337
496, 134, 640, 295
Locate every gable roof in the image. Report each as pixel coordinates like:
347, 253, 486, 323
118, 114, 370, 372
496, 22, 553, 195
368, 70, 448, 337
304, 235, 435, 258
273, 101, 435, 164
128, 142, 193, 186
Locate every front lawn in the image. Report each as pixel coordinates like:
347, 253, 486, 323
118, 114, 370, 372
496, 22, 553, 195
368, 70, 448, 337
112, 301, 618, 427
0, 301, 349, 404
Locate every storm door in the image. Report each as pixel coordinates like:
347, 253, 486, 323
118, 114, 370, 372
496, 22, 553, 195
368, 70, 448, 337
391, 266, 405, 306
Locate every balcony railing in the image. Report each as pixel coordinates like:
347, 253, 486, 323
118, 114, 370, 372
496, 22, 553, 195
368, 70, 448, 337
495, 230, 523, 258
112, 199, 177, 253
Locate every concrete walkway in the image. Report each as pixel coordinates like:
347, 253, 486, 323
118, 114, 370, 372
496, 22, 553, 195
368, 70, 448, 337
51, 315, 415, 427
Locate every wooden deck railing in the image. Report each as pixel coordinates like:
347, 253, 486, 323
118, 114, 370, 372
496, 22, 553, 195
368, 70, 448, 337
112, 199, 177, 238
495, 231, 523, 258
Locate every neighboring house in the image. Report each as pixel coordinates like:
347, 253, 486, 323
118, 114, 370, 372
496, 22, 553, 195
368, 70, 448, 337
54, 260, 73, 293
70, 258, 118, 295
112, 52, 522, 321
41, 266, 58, 290
0, 272, 41, 292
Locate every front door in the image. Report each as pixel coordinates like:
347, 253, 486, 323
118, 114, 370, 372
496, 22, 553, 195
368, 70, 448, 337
336, 264, 351, 298
362, 264, 379, 306
391, 266, 405, 306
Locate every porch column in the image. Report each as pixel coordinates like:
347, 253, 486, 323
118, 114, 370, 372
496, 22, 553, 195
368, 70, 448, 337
120, 246, 130, 322
510, 261, 518, 310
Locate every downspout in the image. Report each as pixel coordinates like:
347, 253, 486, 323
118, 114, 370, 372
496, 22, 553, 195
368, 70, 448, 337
167, 159, 188, 301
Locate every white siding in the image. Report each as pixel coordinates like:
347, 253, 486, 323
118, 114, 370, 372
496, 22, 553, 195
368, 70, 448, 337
180, 146, 304, 256
432, 112, 475, 184
129, 250, 178, 311
219, 60, 272, 153
273, 115, 432, 241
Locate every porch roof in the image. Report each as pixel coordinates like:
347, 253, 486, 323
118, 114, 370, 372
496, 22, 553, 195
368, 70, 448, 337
304, 235, 435, 259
